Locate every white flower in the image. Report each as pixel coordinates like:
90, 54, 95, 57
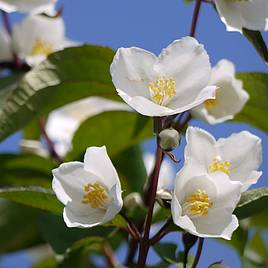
52, 146, 123, 228
191, 59, 249, 124
0, 0, 56, 14
110, 37, 217, 117
171, 158, 242, 239
0, 28, 13, 62
12, 15, 76, 66
46, 97, 130, 157
143, 153, 175, 199
215, 0, 268, 33
185, 127, 262, 191
20, 139, 49, 158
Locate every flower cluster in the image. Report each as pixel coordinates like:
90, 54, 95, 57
51, 37, 262, 242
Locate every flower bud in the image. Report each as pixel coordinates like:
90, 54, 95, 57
158, 128, 180, 151
124, 192, 143, 209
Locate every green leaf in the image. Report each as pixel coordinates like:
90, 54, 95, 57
0, 154, 54, 188
31, 257, 57, 268
39, 213, 123, 255
242, 28, 268, 64
68, 111, 153, 160
153, 242, 178, 264
0, 201, 43, 253
0, 186, 63, 214
0, 45, 119, 142
235, 188, 268, 219
113, 145, 147, 195
235, 73, 268, 133
250, 210, 268, 229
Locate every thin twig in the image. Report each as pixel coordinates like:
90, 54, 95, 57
149, 217, 173, 245
191, 238, 204, 268
120, 212, 141, 241
103, 243, 117, 268
190, 0, 202, 37
137, 118, 164, 267
165, 151, 180, 163
39, 118, 63, 163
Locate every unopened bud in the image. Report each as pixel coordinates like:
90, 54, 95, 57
124, 192, 143, 209
158, 128, 180, 151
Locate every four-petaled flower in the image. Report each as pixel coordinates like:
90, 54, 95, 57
12, 15, 77, 66
171, 158, 242, 239
52, 146, 123, 228
215, 0, 268, 33
191, 59, 249, 124
110, 37, 217, 117
185, 127, 262, 191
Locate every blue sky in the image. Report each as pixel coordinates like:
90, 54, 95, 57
0, 0, 267, 267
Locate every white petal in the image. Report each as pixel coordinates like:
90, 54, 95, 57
143, 153, 175, 191
46, 97, 130, 157
116, 90, 173, 116
185, 127, 217, 166
215, 0, 268, 32
209, 172, 242, 208
193, 209, 239, 240
217, 131, 262, 189
191, 59, 249, 124
0, 0, 56, 14
102, 183, 123, 223
63, 202, 105, 228
12, 15, 65, 59
84, 146, 120, 190
110, 47, 157, 99
52, 161, 101, 204
158, 37, 213, 108
0, 28, 13, 62
171, 195, 198, 234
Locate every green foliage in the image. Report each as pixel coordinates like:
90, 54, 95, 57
0, 186, 63, 214
0, 202, 43, 252
235, 188, 268, 219
0, 45, 119, 142
236, 73, 268, 133
0, 154, 54, 187
31, 257, 57, 268
242, 29, 268, 64
153, 242, 178, 264
68, 111, 153, 160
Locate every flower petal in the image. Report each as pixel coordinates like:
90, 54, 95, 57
12, 15, 65, 60
110, 47, 157, 99
63, 202, 106, 228
185, 127, 217, 166
52, 161, 101, 204
217, 131, 262, 190
0, 28, 13, 62
102, 183, 123, 223
215, 0, 268, 32
158, 37, 213, 108
0, 0, 56, 14
84, 146, 120, 190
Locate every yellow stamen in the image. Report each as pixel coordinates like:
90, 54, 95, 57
184, 189, 213, 217
82, 182, 109, 209
148, 77, 176, 106
31, 38, 54, 56
208, 158, 231, 176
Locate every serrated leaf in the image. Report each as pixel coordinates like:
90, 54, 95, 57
68, 111, 153, 160
0, 186, 63, 214
242, 28, 268, 64
0, 45, 119, 142
235, 73, 268, 133
235, 188, 268, 219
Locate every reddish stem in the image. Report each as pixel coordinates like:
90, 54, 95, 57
190, 0, 202, 37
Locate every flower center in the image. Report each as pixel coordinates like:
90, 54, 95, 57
183, 189, 213, 217
208, 157, 230, 176
148, 77, 176, 106
31, 38, 54, 56
204, 90, 218, 110
82, 182, 109, 209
